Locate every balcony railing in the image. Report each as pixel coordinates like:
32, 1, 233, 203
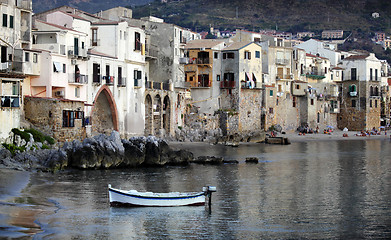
117, 77, 126, 87
145, 45, 158, 59
349, 91, 357, 97
191, 79, 211, 88
220, 81, 235, 88
68, 46, 88, 59
179, 57, 189, 64
145, 81, 172, 91
189, 58, 210, 64
16, 0, 32, 11
104, 76, 114, 85
276, 75, 293, 80
1, 96, 20, 108
276, 59, 289, 65
69, 73, 88, 84
241, 81, 262, 89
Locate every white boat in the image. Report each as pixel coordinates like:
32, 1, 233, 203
108, 185, 216, 207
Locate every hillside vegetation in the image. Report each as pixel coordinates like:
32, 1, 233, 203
132, 0, 391, 34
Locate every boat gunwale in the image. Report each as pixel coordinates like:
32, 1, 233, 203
109, 187, 205, 200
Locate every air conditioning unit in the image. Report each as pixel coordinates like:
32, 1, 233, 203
55, 90, 65, 97
71, 59, 77, 65
68, 50, 74, 56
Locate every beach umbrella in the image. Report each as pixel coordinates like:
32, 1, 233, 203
326, 125, 334, 128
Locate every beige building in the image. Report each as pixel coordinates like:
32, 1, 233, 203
322, 30, 344, 39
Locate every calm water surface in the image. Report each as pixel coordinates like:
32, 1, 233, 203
1, 139, 391, 239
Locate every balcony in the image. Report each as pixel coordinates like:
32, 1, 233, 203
69, 73, 88, 84
241, 81, 262, 89
145, 45, 158, 59
145, 81, 172, 91
305, 71, 326, 80
276, 59, 289, 65
16, 0, 32, 11
179, 57, 189, 64
68, 46, 88, 59
180, 37, 187, 44
220, 81, 235, 89
349, 91, 357, 97
189, 58, 210, 65
0, 62, 11, 72
1, 96, 20, 108
117, 77, 126, 87
276, 75, 292, 80
103, 76, 114, 85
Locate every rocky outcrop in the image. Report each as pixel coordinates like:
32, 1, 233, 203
0, 131, 195, 171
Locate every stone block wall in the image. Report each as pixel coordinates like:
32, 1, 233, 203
24, 96, 86, 142
239, 89, 263, 132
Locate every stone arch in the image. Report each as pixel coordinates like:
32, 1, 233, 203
370, 86, 374, 96
163, 95, 171, 134
145, 94, 153, 135
91, 85, 119, 134
153, 94, 162, 135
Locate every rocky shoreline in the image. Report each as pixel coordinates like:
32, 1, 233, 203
0, 131, 235, 172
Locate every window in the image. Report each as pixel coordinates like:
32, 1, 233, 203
352, 99, 356, 107
217, 74, 221, 81
269, 90, 273, 96
134, 70, 142, 86
375, 69, 378, 81
293, 96, 297, 107
296, 84, 300, 90
325, 67, 327, 74
92, 28, 98, 46
63, 64, 66, 73
311, 99, 314, 105
349, 84, 357, 92
120, 30, 122, 40
93, 63, 101, 83
370, 99, 372, 108
255, 51, 260, 58
75, 87, 80, 98
375, 100, 378, 108
351, 68, 357, 80
223, 52, 234, 59
63, 110, 75, 127
81, 42, 84, 49
214, 52, 218, 59
135, 32, 141, 51
25, 52, 29, 62
370, 68, 373, 80
118, 67, 123, 86
135, 102, 138, 113
33, 53, 38, 63
2, 14, 7, 27
9, 15, 13, 28
244, 51, 251, 60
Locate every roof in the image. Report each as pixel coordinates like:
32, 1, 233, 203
35, 20, 86, 35
185, 39, 225, 49
223, 42, 253, 51
88, 49, 117, 59
92, 21, 123, 26
331, 66, 344, 70
59, 11, 90, 22
306, 53, 328, 59
343, 55, 369, 61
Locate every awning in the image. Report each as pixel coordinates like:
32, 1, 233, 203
53, 62, 63, 72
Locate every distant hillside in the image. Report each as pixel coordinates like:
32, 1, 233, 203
32, 0, 153, 14
132, 0, 391, 34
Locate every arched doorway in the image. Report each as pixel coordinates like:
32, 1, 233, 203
91, 86, 119, 134
145, 94, 153, 135
163, 95, 171, 135
153, 95, 162, 135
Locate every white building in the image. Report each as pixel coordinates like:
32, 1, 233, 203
1, 0, 34, 139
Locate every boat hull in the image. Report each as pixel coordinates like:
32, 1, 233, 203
109, 187, 206, 207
